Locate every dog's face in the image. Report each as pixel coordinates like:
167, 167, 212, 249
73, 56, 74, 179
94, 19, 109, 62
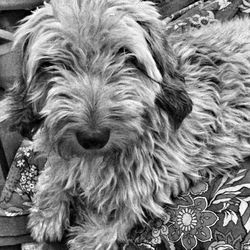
2, 0, 192, 159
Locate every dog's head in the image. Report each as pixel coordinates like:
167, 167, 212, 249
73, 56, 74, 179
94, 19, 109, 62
1, 0, 192, 158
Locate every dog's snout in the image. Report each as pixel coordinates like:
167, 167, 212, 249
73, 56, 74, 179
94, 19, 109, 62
76, 128, 110, 150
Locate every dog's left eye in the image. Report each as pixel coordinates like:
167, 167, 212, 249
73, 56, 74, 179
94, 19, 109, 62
117, 47, 132, 56
39, 60, 73, 73
39, 61, 54, 71
116, 47, 134, 62
117, 47, 146, 73
57, 93, 73, 100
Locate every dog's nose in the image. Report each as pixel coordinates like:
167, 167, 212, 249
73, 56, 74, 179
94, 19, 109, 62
76, 128, 110, 150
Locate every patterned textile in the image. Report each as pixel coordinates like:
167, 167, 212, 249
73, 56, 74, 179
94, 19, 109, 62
2, 0, 250, 249
122, 160, 250, 249
0, 141, 43, 216
164, 0, 250, 34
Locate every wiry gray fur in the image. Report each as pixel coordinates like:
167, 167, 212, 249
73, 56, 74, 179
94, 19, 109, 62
1, 0, 250, 249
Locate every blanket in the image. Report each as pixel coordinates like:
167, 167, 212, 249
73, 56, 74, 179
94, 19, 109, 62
1, 0, 250, 249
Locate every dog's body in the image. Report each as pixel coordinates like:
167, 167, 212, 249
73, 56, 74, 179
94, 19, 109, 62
2, 0, 250, 249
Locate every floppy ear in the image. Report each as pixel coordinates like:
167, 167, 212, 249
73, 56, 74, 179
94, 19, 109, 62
0, 41, 38, 139
2, 78, 44, 140
134, 4, 193, 129
151, 33, 192, 129
0, 8, 50, 139
154, 74, 193, 130
146, 26, 192, 129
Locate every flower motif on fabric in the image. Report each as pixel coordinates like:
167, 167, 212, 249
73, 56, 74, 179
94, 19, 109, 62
190, 181, 208, 196
15, 146, 39, 197
208, 241, 234, 250
19, 164, 39, 196
167, 197, 219, 250
188, 11, 216, 28
176, 207, 198, 232
149, 216, 170, 245
208, 230, 242, 250
18, 146, 32, 158
128, 215, 176, 249
132, 215, 171, 247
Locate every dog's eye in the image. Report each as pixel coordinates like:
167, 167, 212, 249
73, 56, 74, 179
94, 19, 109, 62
57, 93, 73, 100
39, 61, 72, 73
116, 47, 134, 63
117, 47, 146, 73
117, 47, 132, 56
39, 61, 54, 70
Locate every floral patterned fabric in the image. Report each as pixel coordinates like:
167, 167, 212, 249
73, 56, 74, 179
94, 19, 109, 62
122, 161, 250, 249
0, 141, 43, 216
164, 0, 250, 34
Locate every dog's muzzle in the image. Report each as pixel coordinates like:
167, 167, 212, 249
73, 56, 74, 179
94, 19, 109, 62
76, 128, 110, 150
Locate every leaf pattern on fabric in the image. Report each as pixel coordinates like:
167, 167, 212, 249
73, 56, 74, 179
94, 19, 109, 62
124, 159, 250, 249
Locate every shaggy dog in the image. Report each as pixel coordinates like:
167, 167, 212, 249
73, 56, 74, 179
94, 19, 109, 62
2, 0, 250, 249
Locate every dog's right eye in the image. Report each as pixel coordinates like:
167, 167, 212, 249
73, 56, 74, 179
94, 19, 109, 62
117, 47, 132, 56
39, 61, 54, 70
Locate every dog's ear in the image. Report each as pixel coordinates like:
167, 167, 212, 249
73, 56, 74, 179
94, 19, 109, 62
0, 43, 38, 139
145, 24, 192, 129
3, 69, 47, 140
154, 73, 193, 130
0, 9, 49, 139
133, 3, 193, 129
155, 48, 193, 129
2, 78, 44, 140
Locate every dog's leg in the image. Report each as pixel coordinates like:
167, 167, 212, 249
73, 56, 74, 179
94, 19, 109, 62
69, 226, 121, 250
68, 212, 133, 250
28, 167, 70, 242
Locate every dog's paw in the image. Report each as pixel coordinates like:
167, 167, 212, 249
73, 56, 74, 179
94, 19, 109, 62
69, 239, 118, 250
69, 241, 118, 250
68, 224, 119, 250
28, 207, 66, 242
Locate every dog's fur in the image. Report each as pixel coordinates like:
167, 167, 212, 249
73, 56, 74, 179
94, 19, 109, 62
2, 0, 250, 249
